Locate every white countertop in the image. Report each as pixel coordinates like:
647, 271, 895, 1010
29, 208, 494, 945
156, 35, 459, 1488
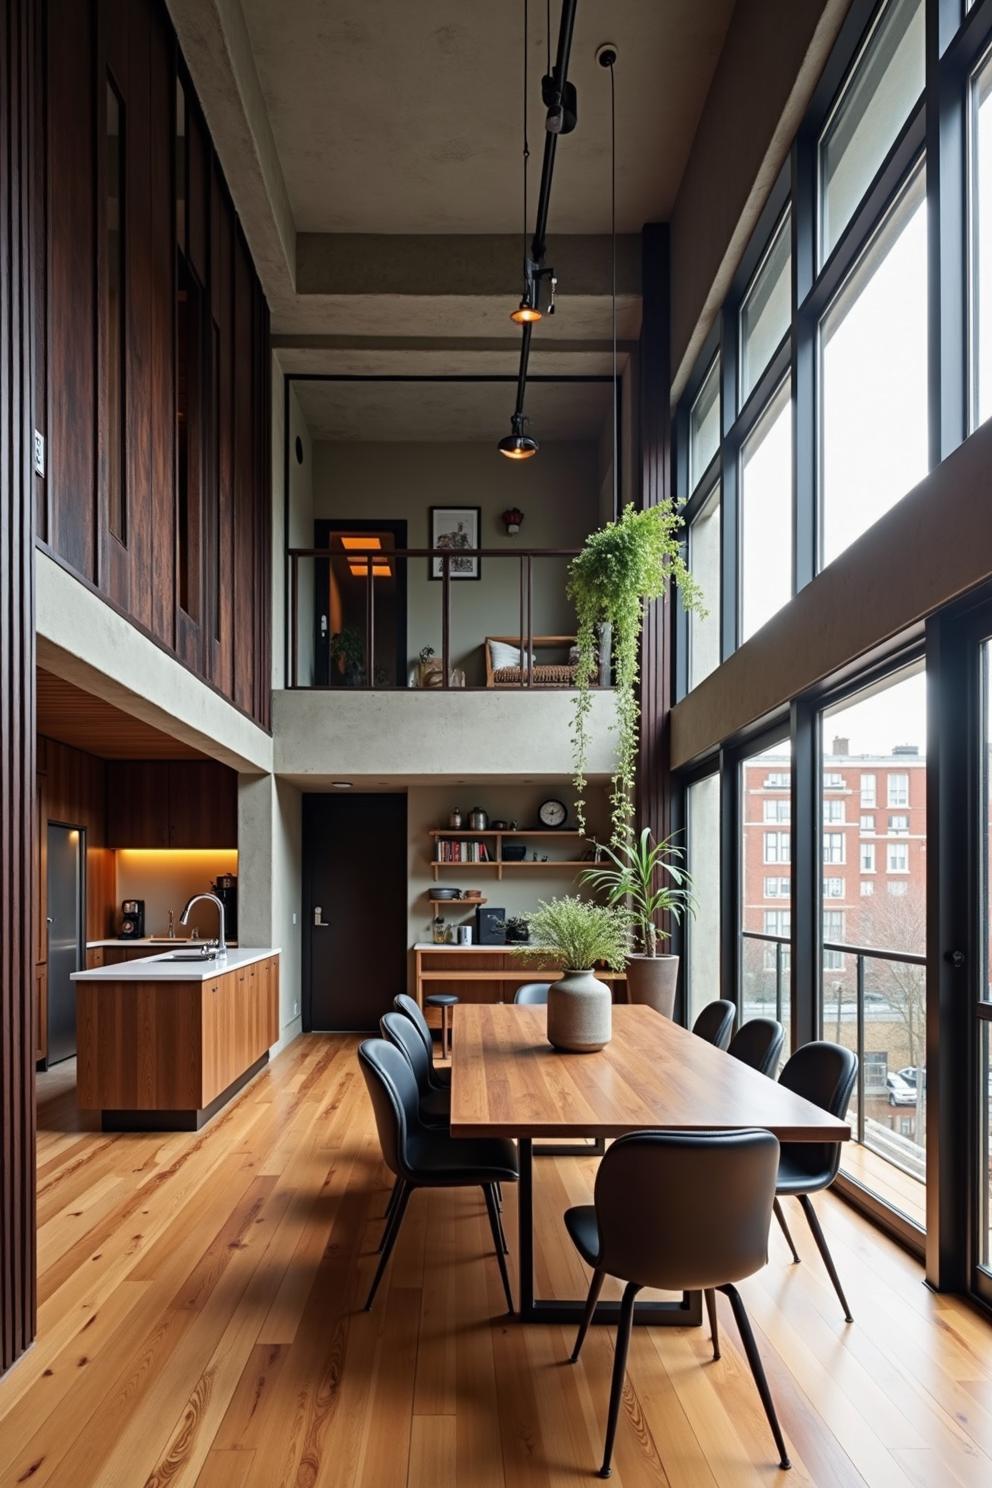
85, 938, 239, 948
71, 947, 279, 983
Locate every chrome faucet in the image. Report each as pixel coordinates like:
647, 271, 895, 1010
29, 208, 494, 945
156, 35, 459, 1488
179, 893, 227, 961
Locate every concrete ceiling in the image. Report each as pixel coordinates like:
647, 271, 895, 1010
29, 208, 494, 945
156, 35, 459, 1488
293, 377, 611, 443
240, 0, 733, 236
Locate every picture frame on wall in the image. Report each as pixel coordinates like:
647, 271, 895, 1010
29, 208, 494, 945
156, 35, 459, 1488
429, 506, 481, 580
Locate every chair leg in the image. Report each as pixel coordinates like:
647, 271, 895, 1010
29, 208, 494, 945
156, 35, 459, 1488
798, 1194, 853, 1323
570, 1268, 605, 1363
364, 1184, 411, 1311
379, 1178, 406, 1252
704, 1288, 720, 1361
493, 1198, 509, 1255
483, 1184, 514, 1313
720, 1284, 791, 1470
383, 1175, 401, 1224
773, 1197, 801, 1264
599, 1280, 640, 1479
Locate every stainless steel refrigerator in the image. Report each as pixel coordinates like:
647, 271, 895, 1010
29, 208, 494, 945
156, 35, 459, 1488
46, 824, 83, 1065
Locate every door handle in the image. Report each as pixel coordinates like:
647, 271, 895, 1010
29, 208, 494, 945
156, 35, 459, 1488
313, 906, 330, 927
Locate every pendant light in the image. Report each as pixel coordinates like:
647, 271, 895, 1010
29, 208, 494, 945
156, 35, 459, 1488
498, 412, 539, 460
598, 42, 619, 518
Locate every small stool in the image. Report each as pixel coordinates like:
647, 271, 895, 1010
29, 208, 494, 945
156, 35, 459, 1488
425, 993, 459, 1061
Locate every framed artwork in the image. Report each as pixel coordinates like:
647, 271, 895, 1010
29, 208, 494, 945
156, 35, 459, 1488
429, 505, 481, 580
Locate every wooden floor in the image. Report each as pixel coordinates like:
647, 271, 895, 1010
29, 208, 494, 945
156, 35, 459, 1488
2, 1036, 991, 1487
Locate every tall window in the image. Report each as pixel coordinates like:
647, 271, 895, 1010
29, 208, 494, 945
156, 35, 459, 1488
861, 773, 877, 805
739, 210, 791, 403
688, 485, 721, 689
820, 663, 927, 1229
971, 45, 992, 427
824, 800, 846, 823
742, 742, 792, 1046
820, 168, 928, 566
818, 0, 925, 262
689, 358, 720, 488
823, 832, 846, 864
740, 379, 792, 641
686, 773, 721, 1028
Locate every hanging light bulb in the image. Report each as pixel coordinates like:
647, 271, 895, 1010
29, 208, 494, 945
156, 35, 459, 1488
498, 413, 539, 460
510, 295, 542, 325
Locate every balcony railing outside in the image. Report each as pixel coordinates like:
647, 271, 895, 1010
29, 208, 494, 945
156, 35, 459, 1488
741, 929, 926, 1218
287, 546, 596, 691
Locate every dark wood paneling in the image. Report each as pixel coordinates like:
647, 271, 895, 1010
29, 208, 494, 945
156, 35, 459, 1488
232, 229, 255, 716
2, 0, 38, 1374
105, 761, 170, 848
105, 758, 237, 848
148, 4, 175, 646
36, 668, 206, 758
37, 735, 117, 942
209, 165, 234, 698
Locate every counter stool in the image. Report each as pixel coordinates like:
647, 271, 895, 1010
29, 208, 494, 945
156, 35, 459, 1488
425, 993, 458, 1060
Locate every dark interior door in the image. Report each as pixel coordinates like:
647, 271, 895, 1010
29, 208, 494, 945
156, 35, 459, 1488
304, 792, 407, 1030
46, 824, 83, 1064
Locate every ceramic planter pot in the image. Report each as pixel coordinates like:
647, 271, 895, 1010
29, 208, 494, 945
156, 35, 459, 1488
547, 969, 612, 1053
625, 954, 679, 1019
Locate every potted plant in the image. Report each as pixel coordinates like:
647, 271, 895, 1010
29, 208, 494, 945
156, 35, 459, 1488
582, 828, 695, 1018
330, 627, 364, 687
516, 896, 631, 1052
568, 502, 704, 845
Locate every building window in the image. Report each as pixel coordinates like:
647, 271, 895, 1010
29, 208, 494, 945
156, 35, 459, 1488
823, 909, 845, 969
689, 357, 720, 488
763, 910, 791, 970
818, 0, 925, 263
861, 813, 875, 831
763, 772, 790, 789
824, 832, 846, 865
824, 771, 846, 789
764, 799, 791, 823
888, 772, 910, 806
823, 800, 846, 824
739, 209, 791, 404
861, 880, 875, 896
688, 485, 721, 690
820, 166, 928, 566
861, 842, 877, 872
686, 773, 721, 1030
764, 831, 791, 864
971, 44, 992, 428
861, 773, 877, 806
764, 876, 791, 898
824, 877, 845, 898
888, 813, 909, 834
887, 842, 909, 872
740, 378, 792, 642
888, 879, 909, 896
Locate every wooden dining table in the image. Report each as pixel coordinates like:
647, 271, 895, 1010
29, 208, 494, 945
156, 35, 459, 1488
450, 1003, 851, 1327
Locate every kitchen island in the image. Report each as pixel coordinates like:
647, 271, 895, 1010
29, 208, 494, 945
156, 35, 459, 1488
71, 948, 280, 1130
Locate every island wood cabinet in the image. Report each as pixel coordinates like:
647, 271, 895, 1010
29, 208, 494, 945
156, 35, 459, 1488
76, 953, 279, 1127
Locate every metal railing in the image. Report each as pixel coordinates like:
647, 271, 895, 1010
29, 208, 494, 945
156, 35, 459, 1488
741, 929, 926, 1161
286, 546, 584, 690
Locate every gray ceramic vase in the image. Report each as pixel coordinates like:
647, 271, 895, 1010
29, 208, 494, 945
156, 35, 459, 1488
547, 969, 612, 1053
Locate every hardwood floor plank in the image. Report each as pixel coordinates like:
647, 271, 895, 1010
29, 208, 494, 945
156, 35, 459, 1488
0, 1034, 989, 1488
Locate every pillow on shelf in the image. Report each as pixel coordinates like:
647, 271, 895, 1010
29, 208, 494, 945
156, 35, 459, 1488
489, 640, 536, 671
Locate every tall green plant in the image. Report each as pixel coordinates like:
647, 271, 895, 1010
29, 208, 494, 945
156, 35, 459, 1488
581, 828, 696, 957
568, 502, 704, 845
516, 896, 632, 971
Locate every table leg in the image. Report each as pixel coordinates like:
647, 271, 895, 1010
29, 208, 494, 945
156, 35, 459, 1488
514, 1134, 701, 1328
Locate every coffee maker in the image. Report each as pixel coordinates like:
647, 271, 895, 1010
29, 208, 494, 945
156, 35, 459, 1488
119, 899, 145, 939
211, 874, 238, 942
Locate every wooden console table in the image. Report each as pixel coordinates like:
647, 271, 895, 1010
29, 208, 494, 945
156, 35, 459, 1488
413, 943, 626, 1020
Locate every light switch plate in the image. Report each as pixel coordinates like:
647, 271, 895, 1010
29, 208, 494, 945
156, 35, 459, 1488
33, 430, 45, 478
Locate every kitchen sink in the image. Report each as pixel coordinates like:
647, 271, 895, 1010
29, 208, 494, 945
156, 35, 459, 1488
165, 948, 219, 962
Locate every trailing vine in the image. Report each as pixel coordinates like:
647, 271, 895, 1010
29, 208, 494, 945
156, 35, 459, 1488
567, 502, 705, 847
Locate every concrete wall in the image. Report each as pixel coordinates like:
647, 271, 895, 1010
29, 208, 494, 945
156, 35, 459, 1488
310, 440, 599, 684
670, 0, 850, 395
272, 687, 620, 782
237, 773, 304, 1050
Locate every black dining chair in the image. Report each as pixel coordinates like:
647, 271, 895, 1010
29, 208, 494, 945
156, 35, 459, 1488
728, 1017, 785, 1077
513, 982, 551, 1005
772, 1041, 859, 1322
394, 992, 449, 1089
358, 1038, 518, 1312
691, 998, 736, 1050
379, 1011, 450, 1125
565, 1129, 790, 1478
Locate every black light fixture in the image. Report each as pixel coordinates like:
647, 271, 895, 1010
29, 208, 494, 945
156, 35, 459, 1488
509, 4, 542, 326
498, 413, 539, 460
598, 40, 620, 519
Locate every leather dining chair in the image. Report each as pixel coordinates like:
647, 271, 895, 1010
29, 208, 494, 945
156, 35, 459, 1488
565, 1129, 790, 1478
728, 1017, 785, 1077
772, 1041, 859, 1322
380, 1011, 450, 1125
513, 982, 551, 1005
692, 998, 736, 1050
394, 992, 449, 1089
358, 1038, 518, 1312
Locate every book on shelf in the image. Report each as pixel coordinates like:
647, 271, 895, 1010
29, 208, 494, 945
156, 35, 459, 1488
436, 838, 490, 863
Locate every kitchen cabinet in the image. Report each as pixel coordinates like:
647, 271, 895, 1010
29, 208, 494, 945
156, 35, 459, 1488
106, 760, 237, 848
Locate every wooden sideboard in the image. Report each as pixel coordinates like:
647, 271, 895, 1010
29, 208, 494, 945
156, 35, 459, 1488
413, 944, 626, 1024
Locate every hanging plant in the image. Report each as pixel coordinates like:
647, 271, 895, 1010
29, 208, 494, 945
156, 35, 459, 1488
568, 501, 705, 846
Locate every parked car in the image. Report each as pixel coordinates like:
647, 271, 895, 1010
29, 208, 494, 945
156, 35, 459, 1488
886, 1072, 917, 1107
896, 1065, 925, 1089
